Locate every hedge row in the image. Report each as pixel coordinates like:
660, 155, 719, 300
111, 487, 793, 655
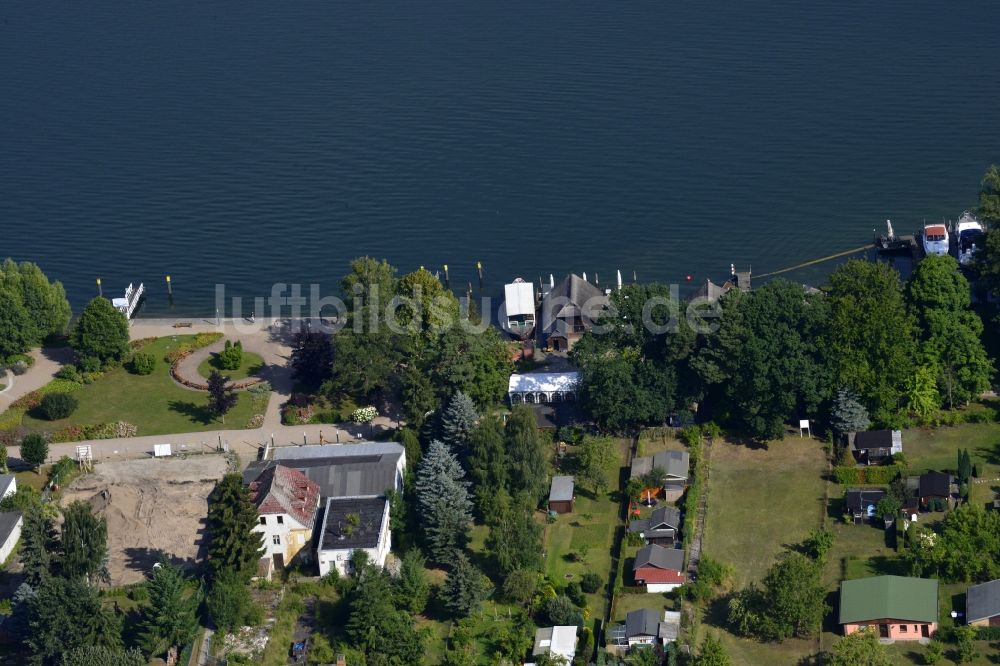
833, 464, 902, 485
975, 626, 1000, 641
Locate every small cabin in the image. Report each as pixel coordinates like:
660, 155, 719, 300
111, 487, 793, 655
851, 430, 902, 465
549, 476, 575, 514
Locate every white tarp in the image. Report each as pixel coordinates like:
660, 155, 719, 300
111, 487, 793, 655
504, 281, 535, 317
508, 372, 579, 394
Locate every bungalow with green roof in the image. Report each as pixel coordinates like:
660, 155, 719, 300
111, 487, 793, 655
839, 575, 938, 641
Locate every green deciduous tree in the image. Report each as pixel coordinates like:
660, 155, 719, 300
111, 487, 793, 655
468, 415, 508, 517
829, 627, 892, 666
501, 568, 540, 606
290, 330, 333, 390
20, 433, 48, 470
206, 570, 259, 632
329, 328, 400, 401
71, 297, 130, 366
139, 562, 200, 658
60, 501, 108, 585
441, 551, 492, 617
693, 633, 731, 666
693, 280, 829, 442
543, 594, 583, 627
40, 392, 78, 420
430, 325, 512, 407
206, 370, 238, 423
401, 365, 437, 431
824, 260, 918, 424
486, 490, 543, 575
504, 406, 548, 506
905, 364, 940, 418
0, 288, 36, 360
395, 549, 430, 615
0, 259, 71, 358
728, 551, 827, 641
27, 577, 122, 664
207, 473, 265, 581
979, 164, 1000, 224
576, 435, 616, 494
415, 440, 472, 563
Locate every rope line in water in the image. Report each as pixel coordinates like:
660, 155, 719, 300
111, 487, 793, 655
754, 244, 874, 279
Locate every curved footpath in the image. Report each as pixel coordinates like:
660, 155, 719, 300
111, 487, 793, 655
6, 319, 400, 465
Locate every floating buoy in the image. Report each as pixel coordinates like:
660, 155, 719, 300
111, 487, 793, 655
686, 275, 692, 282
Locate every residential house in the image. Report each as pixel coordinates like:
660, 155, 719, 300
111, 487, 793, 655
508, 372, 579, 405
0, 512, 22, 565
549, 476, 575, 514
316, 496, 391, 577
623, 609, 677, 650
966, 579, 1000, 627
247, 465, 321, 570
0, 475, 16, 500
851, 430, 902, 466
844, 489, 887, 525
540, 274, 609, 351
632, 544, 685, 592
839, 575, 938, 641
628, 505, 682, 547
630, 450, 690, 502
528, 626, 577, 664
918, 472, 955, 509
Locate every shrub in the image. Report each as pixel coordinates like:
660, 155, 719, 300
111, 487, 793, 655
9, 361, 28, 376
580, 572, 603, 594
351, 406, 377, 423
48, 456, 75, 486
565, 582, 585, 607
55, 365, 81, 383
219, 340, 243, 371
78, 356, 102, 373
193, 332, 223, 348
20, 433, 48, 468
40, 392, 78, 420
129, 352, 156, 375
974, 626, 1000, 641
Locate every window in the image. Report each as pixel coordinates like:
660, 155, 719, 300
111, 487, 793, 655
259, 516, 266, 525
900, 625, 907, 633
272, 535, 281, 545
277, 515, 284, 524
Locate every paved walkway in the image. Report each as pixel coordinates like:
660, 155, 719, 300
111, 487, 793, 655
0, 346, 76, 411
5, 319, 401, 466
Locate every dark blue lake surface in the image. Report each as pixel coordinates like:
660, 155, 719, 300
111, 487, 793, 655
2, 1, 998, 315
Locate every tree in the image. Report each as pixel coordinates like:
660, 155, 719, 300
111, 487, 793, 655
40, 392, 78, 420
60, 501, 108, 584
504, 406, 548, 505
20, 502, 58, 587
801, 528, 834, 561
20, 433, 48, 470
345, 563, 425, 665
693, 633, 731, 666
543, 595, 583, 627
206, 570, 258, 632
957, 448, 973, 484
26, 576, 122, 664
329, 328, 400, 400
129, 351, 155, 375
218, 339, 243, 370
829, 387, 870, 441
414, 440, 473, 563
431, 325, 512, 407
61, 646, 145, 666
0, 287, 36, 360
692, 280, 829, 441
912, 503, 1000, 582
206, 370, 238, 423
828, 627, 892, 666
623, 646, 659, 666
576, 436, 616, 494
501, 568, 540, 606
139, 562, 200, 658
955, 625, 979, 663
395, 549, 430, 615
905, 364, 939, 418
824, 260, 917, 424
729, 551, 827, 641
440, 391, 478, 453
875, 495, 902, 522
441, 552, 492, 617
395, 267, 461, 338
401, 365, 437, 431
70, 297, 130, 365
979, 164, 1000, 224
467, 415, 508, 516
207, 473, 265, 581
290, 330, 334, 390
486, 490, 543, 575
340, 256, 399, 323
0, 442, 6, 473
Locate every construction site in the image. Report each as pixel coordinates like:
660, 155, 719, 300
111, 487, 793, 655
61, 454, 233, 586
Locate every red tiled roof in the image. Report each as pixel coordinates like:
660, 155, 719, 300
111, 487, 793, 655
248, 465, 320, 529
634, 566, 685, 585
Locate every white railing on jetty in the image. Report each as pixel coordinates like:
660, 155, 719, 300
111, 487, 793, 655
112, 282, 144, 319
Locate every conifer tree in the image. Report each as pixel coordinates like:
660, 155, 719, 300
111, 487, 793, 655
440, 390, 478, 453
207, 370, 238, 423
20, 502, 57, 587
139, 562, 200, 658
441, 551, 492, 617
415, 440, 472, 563
468, 415, 508, 516
829, 387, 870, 441
207, 473, 265, 581
394, 549, 430, 615
61, 501, 109, 585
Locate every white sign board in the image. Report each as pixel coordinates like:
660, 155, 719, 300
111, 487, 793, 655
153, 444, 172, 457
798, 419, 810, 429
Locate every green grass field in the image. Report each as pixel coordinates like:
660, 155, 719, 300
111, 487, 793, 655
18, 336, 260, 437
197, 349, 265, 381
902, 423, 1000, 508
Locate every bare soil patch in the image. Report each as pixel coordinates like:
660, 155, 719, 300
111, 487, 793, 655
62, 455, 231, 585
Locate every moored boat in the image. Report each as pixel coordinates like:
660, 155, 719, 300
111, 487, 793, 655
922, 223, 949, 257
501, 278, 536, 340
954, 211, 985, 267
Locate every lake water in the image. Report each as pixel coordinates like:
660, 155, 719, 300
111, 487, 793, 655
2, 1, 998, 316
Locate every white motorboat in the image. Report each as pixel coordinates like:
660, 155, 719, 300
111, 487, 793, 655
922, 223, 949, 257
954, 211, 985, 267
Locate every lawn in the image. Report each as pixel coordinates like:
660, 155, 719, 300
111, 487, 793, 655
692, 436, 828, 666
16, 336, 261, 437
902, 422, 1000, 508
197, 349, 265, 382
542, 438, 629, 619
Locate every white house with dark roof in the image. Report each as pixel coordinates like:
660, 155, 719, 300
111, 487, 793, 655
317, 496, 391, 577
622, 608, 679, 650
0, 512, 22, 565
0, 475, 16, 500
